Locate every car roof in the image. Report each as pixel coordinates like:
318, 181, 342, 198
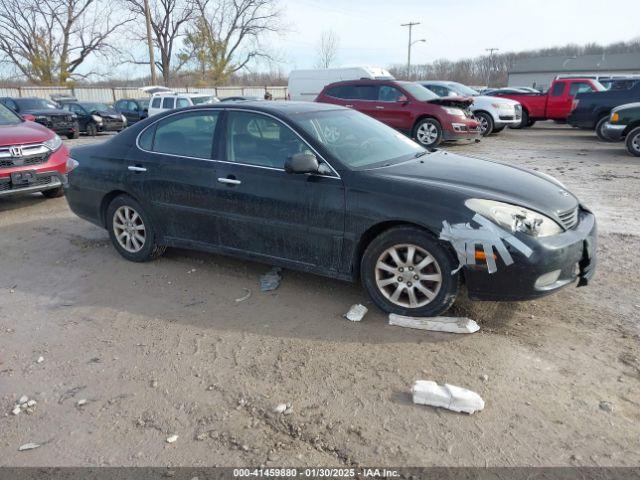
324, 79, 411, 88
164, 101, 345, 117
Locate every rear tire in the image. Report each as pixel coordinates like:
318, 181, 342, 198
106, 195, 166, 262
595, 116, 614, 142
361, 227, 459, 317
413, 118, 443, 148
625, 127, 640, 157
41, 186, 64, 198
67, 131, 79, 140
475, 112, 494, 136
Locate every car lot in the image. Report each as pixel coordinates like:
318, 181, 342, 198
1, 125, 639, 466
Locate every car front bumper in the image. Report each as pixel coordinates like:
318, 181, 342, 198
443, 123, 482, 142
0, 171, 67, 197
465, 208, 597, 301
601, 123, 626, 141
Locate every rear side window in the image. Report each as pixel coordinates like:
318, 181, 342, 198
162, 97, 175, 109
353, 85, 377, 101
148, 111, 220, 158
326, 85, 355, 99
151, 97, 161, 108
325, 84, 377, 100
551, 82, 565, 96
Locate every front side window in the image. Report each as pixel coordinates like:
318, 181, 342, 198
162, 97, 175, 109
149, 111, 219, 158
378, 86, 404, 102
226, 111, 311, 169
569, 82, 594, 96
291, 108, 424, 169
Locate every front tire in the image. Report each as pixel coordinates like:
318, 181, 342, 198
625, 127, 640, 157
511, 109, 529, 129
492, 125, 506, 133
86, 123, 98, 137
413, 118, 443, 148
106, 195, 166, 262
41, 186, 65, 198
595, 116, 614, 142
475, 112, 494, 136
361, 227, 459, 317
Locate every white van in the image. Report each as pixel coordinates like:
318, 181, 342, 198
148, 93, 219, 116
288, 66, 394, 102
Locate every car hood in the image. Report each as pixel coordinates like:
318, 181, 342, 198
368, 150, 579, 216
0, 121, 52, 146
473, 95, 520, 107
612, 102, 640, 113
93, 109, 121, 119
426, 96, 473, 109
22, 108, 72, 116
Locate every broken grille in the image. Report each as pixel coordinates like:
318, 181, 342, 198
558, 207, 579, 230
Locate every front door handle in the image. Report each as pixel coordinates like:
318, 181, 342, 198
375, 106, 385, 110
345, 104, 354, 108
218, 177, 241, 185
128, 166, 147, 172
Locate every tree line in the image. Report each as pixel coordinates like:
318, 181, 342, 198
0, 0, 283, 86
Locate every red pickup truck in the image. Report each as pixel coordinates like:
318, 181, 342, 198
486, 78, 605, 128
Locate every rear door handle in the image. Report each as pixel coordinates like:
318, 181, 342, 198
128, 166, 147, 172
218, 177, 241, 185
375, 106, 385, 110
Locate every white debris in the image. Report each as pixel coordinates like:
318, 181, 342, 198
27, 400, 37, 407
235, 289, 252, 303
36, 356, 44, 364
166, 434, 179, 443
389, 314, 480, 334
343, 304, 368, 322
18, 395, 29, 404
411, 380, 485, 414
12, 405, 21, 415
273, 403, 288, 414
18, 443, 41, 451
77, 399, 87, 406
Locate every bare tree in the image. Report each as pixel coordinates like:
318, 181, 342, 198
123, 0, 194, 85
315, 30, 339, 69
181, 0, 282, 84
0, 0, 130, 84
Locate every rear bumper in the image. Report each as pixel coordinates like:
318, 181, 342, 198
602, 123, 626, 141
465, 209, 597, 301
0, 171, 67, 197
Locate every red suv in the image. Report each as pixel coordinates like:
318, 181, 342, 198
0, 102, 74, 199
316, 80, 481, 148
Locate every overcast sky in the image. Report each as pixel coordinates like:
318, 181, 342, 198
273, 0, 640, 71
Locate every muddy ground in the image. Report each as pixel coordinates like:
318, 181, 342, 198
1, 124, 639, 467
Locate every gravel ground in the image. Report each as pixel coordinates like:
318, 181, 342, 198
1, 124, 639, 467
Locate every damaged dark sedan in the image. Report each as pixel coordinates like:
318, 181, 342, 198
65, 102, 596, 316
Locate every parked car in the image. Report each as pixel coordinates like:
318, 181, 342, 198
482, 87, 537, 95
148, 93, 219, 116
0, 97, 79, 139
567, 82, 640, 140
485, 78, 605, 128
64, 102, 596, 317
60, 101, 126, 136
0, 102, 74, 198
288, 66, 394, 101
418, 81, 522, 135
601, 102, 640, 156
315, 80, 480, 148
113, 98, 150, 125
599, 77, 640, 91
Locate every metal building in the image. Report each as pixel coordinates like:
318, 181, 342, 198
508, 52, 640, 91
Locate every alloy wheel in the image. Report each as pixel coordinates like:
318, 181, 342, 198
416, 122, 438, 146
632, 133, 640, 154
113, 205, 146, 253
476, 115, 489, 134
375, 243, 443, 308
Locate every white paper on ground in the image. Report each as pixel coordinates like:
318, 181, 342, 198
411, 380, 485, 414
344, 304, 368, 322
388, 314, 479, 333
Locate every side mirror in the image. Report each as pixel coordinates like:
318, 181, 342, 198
397, 95, 408, 103
285, 152, 319, 174
21, 114, 36, 122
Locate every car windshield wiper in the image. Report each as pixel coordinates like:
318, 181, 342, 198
414, 151, 429, 158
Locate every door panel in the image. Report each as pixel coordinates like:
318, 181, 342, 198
546, 81, 570, 119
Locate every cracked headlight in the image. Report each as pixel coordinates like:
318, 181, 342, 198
465, 199, 563, 237
91, 115, 103, 124
443, 107, 466, 117
43, 134, 62, 152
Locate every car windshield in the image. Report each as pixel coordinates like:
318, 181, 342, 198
82, 102, 111, 111
401, 83, 439, 101
592, 81, 607, 92
191, 96, 214, 105
447, 82, 479, 96
15, 98, 58, 110
0, 103, 21, 125
291, 109, 426, 169
138, 99, 149, 109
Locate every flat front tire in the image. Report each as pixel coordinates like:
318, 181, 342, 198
106, 195, 166, 262
413, 118, 443, 148
626, 127, 640, 157
361, 227, 459, 317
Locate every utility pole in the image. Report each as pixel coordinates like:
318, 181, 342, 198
143, 0, 157, 85
401, 22, 421, 77
485, 48, 499, 87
